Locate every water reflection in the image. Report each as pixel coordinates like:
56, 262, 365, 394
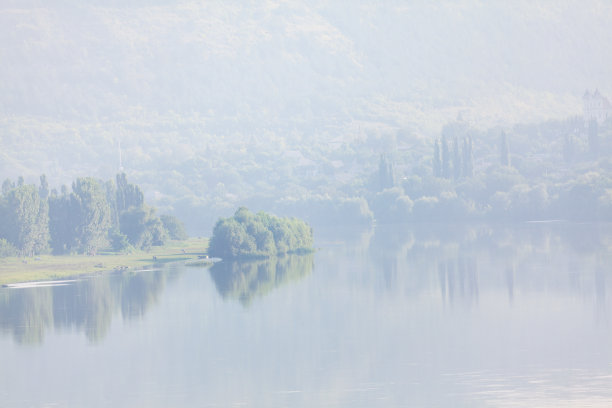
0, 287, 53, 345
209, 254, 315, 306
1, 223, 612, 407
437, 257, 479, 306
359, 222, 612, 310
0, 266, 179, 344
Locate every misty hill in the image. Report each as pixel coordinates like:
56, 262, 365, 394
3, 1, 606, 125
2, 1, 612, 232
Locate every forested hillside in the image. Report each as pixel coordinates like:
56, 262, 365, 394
2, 1, 612, 232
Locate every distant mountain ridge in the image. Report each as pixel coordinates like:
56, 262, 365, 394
2, 0, 609, 130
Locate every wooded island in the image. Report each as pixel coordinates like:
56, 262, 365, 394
208, 207, 313, 259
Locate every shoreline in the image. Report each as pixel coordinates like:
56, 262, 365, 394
0, 238, 208, 286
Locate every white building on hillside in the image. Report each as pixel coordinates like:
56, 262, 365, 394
583, 89, 612, 123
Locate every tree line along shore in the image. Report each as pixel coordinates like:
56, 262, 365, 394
0, 173, 314, 284
0, 173, 188, 258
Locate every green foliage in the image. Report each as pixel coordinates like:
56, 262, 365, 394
275, 196, 373, 227
38, 174, 49, 200
462, 136, 474, 177
0, 184, 49, 256
412, 196, 440, 220
208, 207, 313, 259
34, 173, 178, 255
49, 190, 79, 254
441, 134, 451, 178
452, 136, 461, 180
377, 154, 394, 191
557, 172, 611, 221
72, 178, 112, 255
588, 119, 599, 157
433, 140, 442, 178
2, 179, 14, 196
120, 206, 168, 251
160, 214, 188, 240
0, 238, 18, 257
483, 165, 524, 198
108, 228, 133, 253
115, 173, 144, 214
370, 188, 413, 224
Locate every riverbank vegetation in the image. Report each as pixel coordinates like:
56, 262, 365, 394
208, 207, 313, 259
0, 173, 187, 257
0, 173, 200, 284
0, 238, 207, 286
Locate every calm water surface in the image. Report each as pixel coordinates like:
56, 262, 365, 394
1, 223, 612, 407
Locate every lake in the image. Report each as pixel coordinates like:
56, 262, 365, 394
1, 223, 612, 407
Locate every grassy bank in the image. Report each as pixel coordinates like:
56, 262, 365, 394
0, 238, 208, 285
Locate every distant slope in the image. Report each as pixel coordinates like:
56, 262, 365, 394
2, 0, 609, 127
2, 0, 612, 231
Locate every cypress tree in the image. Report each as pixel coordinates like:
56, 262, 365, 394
588, 119, 599, 157
462, 136, 474, 178
378, 154, 394, 191
433, 140, 442, 177
442, 134, 451, 178
39, 174, 49, 200
452, 136, 461, 180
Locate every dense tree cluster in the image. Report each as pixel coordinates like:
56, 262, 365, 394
432, 123, 475, 181
0, 173, 188, 256
208, 207, 313, 259
363, 117, 612, 224
0, 183, 49, 257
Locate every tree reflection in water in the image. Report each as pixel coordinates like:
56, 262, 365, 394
209, 253, 315, 307
358, 222, 612, 309
0, 286, 53, 345
1, 223, 610, 346
0, 265, 180, 344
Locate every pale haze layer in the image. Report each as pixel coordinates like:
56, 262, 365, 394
1, 0, 611, 231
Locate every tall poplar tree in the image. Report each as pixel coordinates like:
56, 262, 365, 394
116, 173, 144, 215
462, 136, 474, 177
433, 140, 442, 177
378, 154, 394, 191
442, 134, 451, 178
72, 178, 111, 255
39, 174, 49, 200
452, 136, 461, 180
